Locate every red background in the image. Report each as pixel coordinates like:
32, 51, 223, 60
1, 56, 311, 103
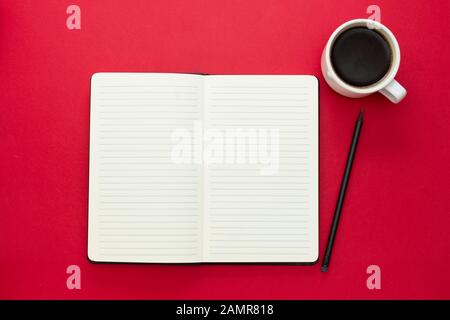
1, 0, 449, 299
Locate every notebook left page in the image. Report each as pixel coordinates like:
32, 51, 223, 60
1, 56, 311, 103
88, 73, 204, 263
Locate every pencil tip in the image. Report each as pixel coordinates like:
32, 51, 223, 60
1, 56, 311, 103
358, 108, 364, 120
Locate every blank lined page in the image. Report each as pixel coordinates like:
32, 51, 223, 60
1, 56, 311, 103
202, 75, 318, 263
88, 73, 203, 263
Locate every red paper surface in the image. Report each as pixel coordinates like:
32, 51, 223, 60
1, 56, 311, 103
1, 0, 449, 299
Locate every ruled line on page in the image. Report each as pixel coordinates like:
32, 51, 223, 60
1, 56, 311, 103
98, 85, 199, 88
99, 240, 199, 243
210, 92, 309, 95
97, 254, 198, 259
210, 104, 310, 107
208, 85, 309, 89
208, 252, 310, 255
98, 97, 199, 101
99, 233, 199, 237
99, 91, 198, 94
210, 233, 309, 236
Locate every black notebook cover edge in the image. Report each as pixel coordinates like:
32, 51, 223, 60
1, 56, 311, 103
86, 73, 320, 266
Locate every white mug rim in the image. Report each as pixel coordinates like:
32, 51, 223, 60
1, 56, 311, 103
325, 19, 401, 94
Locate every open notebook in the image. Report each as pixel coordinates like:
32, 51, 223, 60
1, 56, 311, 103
88, 73, 319, 264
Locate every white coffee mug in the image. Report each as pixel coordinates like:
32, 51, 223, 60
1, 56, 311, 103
321, 19, 406, 103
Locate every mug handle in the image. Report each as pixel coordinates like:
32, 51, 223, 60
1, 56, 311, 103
379, 79, 407, 104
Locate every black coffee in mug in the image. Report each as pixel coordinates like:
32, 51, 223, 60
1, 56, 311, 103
331, 27, 392, 87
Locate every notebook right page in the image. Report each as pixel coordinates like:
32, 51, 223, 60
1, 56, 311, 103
202, 75, 318, 263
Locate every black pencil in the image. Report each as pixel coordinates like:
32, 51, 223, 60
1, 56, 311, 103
321, 109, 364, 272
